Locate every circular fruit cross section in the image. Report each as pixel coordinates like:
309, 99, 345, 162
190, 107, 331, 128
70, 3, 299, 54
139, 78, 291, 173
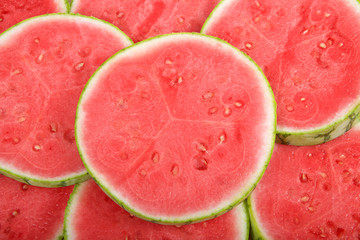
248, 124, 360, 239
76, 33, 276, 224
64, 180, 250, 240
0, 14, 132, 187
202, 0, 360, 145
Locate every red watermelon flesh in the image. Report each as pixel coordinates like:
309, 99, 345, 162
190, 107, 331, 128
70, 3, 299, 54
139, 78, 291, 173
76, 33, 276, 223
203, 0, 360, 135
248, 124, 360, 239
0, 14, 132, 186
0, 0, 67, 33
64, 179, 250, 240
71, 0, 220, 42
0, 174, 73, 239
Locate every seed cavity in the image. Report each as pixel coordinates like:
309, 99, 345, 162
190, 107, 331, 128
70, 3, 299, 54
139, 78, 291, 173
286, 105, 294, 112
171, 164, 179, 176
219, 132, 227, 143
140, 91, 151, 99
308, 206, 315, 212
139, 169, 147, 176
12, 210, 19, 216
208, 107, 218, 115
78, 47, 92, 57
120, 153, 128, 160
33, 144, 41, 151
353, 176, 360, 187
152, 152, 159, 163
300, 195, 310, 203
245, 42, 253, 49
11, 68, 23, 75
0, 17, 3, 22
49, 122, 58, 133
116, 11, 124, 19
177, 16, 185, 23
319, 172, 327, 178
22, 184, 29, 191
64, 129, 75, 143
223, 107, 232, 117
193, 157, 208, 171
202, 91, 214, 101
300, 173, 309, 183
35, 53, 44, 64
164, 58, 173, 65
74, 62, 85, 72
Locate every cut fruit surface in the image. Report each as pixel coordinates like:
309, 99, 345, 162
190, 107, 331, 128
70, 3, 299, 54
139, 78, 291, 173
76, 33, 276, 224
0, 0, 68, 33
71, 0, 220, 42
64, 179, 250, 240
202, 0, 360, 145
248, 123, 360, 239
0, 174, 73, 240
0, 14, 132, 187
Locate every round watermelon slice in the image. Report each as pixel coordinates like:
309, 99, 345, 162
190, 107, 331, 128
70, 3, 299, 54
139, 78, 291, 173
0, 174, 73, 239
0, 14, 132, 187
0, 0, 68, 33
64, 179, 250, 240
70, 0, 220, 42
202, 0, 360, 145
76, 33, 276, 224
248, 123, 360, 239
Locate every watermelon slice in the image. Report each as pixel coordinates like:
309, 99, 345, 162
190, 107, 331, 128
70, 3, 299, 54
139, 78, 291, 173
64, 179, 250, 240
0, 14, 132, 187
70, 0, 220, 42
0, 0, 68, 33
76, 33, 276, 224
248, 123, 360, 239
202, 0, 360, 145
0, 174, 73, 239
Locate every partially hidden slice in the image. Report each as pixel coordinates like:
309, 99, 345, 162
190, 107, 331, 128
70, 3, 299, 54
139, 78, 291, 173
0, 0, 68, 33
70, 0, 220, 42
64, 179, 250, 240
0, 174, 73, 239
248, 123, 360, 239
202, 0, 360, 145
0, 14, 132, 187
76, 33, 276, 224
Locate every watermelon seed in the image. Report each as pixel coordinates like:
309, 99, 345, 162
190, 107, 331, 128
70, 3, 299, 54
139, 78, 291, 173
307, 153, 313, 157
253, 16, 260, 23
32, 144, 41, 151
11, 68, 23, 75
324, 12, 331, 18
12, 137, 20, 144
336, 160, 343, 165
339, 154, 346, 159
245, 42, 253, 49
49, 123, 58, 133
74, 62, 85, 72
116, 11, 124, 19
208, 107, 218, 115
338, 42, 344, 48
151, 152, 159, 163
34, 38, 40, 44
300, 173, 309, 183
219, 132, 227, 143
17, 116, 26, 123
175, 225, 182, 228
223, 108, 232, 117
300, 97, 306, 101
0, 108, 5, 117
301, 29, 309, 35
177, 76, 183, 84
202, 91, 214, 101
286, 105, 294, 112
254, 0, 260, 7
307, 206, 315, 212
164, 59, 173, 65
177, 16, 185, 23
196, 142, 207, 152
318, 42, 327, 49
35, 53, 44, 64
300, 195, 310, 203
0, 17, 3, 22
293, 217, 300, 225
21, 184, 28, 191
116, 97, 128, 108
171, 164, 179, 175
319, 172, 327, 178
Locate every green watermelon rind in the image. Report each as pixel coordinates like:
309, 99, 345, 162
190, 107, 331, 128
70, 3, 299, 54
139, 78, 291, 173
75, 32, 276, 224
64, 0, 71, 13
63, 182, 251, 240
201, 0, 360, 146
246, 195, 267, 240
0, 13, 133, 187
